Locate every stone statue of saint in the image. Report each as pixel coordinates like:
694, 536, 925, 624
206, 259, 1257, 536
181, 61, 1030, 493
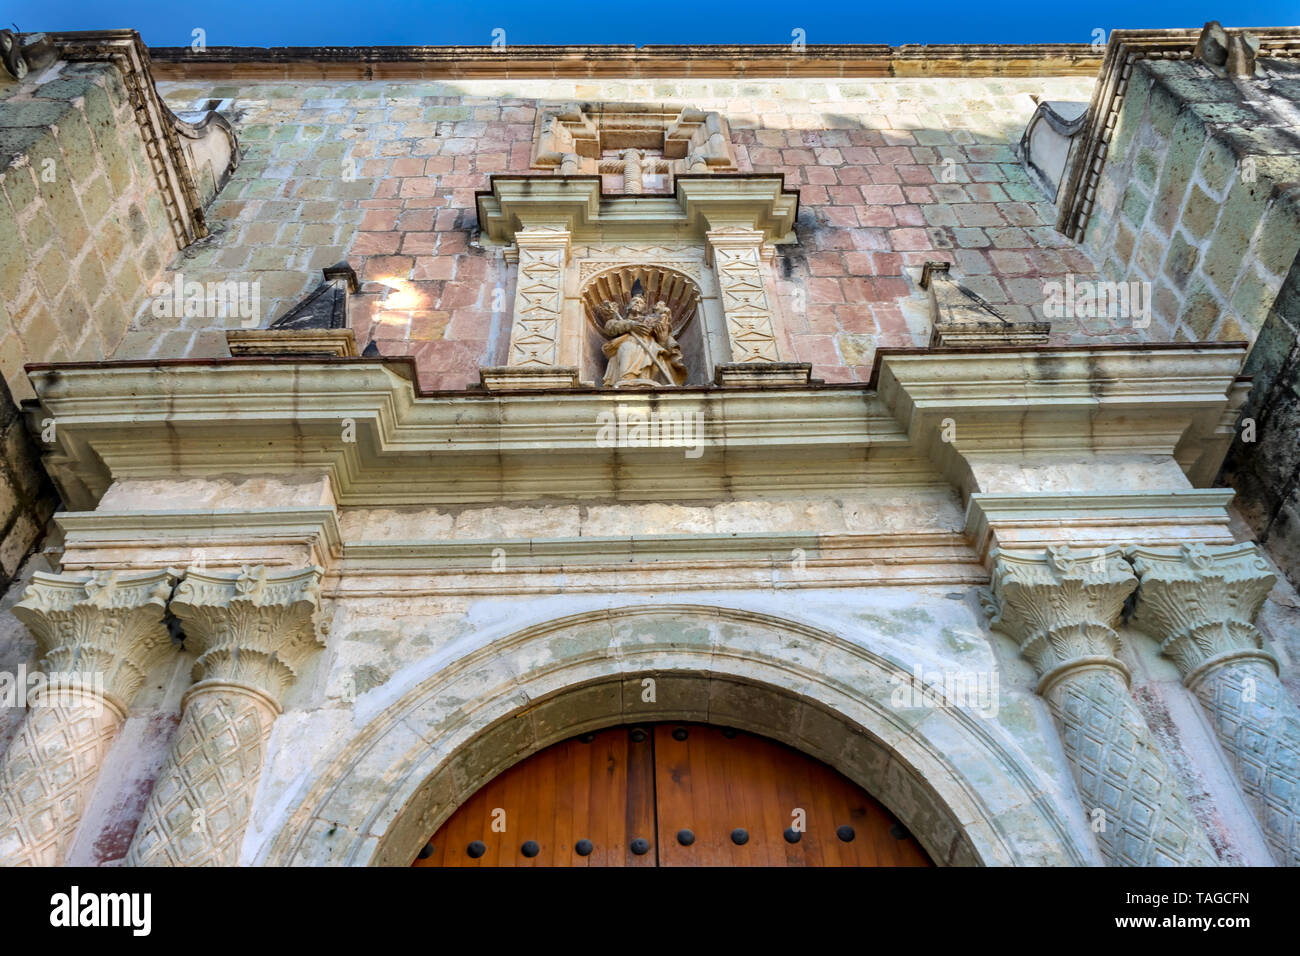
596, 292, 689, 387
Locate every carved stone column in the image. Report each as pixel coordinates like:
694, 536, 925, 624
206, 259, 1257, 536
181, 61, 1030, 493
982, 546, 1218, 865
706, 227, 783, 364
505, 227, 571, 368
0, 569, 176, 866
1129, 542, 1299, 865
126, 565, 325, 867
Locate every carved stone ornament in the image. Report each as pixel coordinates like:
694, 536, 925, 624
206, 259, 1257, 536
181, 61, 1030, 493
170, 564, 327, 705
126, 565, 325, 867
921, 261, 1050, 348
595, 280, 689, 387
0, 568, 177, 866
981, 545, 1136, 692
1129, 543, 1300, 866
983, 546, 1217, 866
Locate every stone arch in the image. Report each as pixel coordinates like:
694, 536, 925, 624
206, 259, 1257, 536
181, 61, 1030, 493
261, 605, 1093, 866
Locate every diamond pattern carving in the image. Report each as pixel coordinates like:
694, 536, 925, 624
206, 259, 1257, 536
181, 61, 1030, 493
126, 686, 276, 866
983, 546, 1217, 866
708, 232, 781, 364
0, 695, 120, 866
0, 568, 175, 866
124, 565, 325, 868
1129, 543, 1299, 865
1047, 668, 1218, 865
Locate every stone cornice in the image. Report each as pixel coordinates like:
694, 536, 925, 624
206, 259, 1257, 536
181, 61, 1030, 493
11, 568, 178, 713
1055, 26, 1300, 241
55, 508, 342, 572
874, 344, 1249, 494
982, 545, 1138, 693
475, 175, 799, 246
170, 565, 326, 707
146, 43, 1103, 81
964, 490, 1237, 561
23, 345, 1248, 509
1127, 542, 1279, 685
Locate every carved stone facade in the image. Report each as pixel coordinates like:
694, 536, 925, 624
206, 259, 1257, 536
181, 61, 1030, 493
126, 566, 324, 866
1129, 543, 1300, 865
0, 569, 175, 865
0, 27, 1298, 870
983, 547, 1218, 865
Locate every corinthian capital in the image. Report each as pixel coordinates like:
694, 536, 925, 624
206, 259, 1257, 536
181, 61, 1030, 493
981, 545, 1137, 691
1127, 543, 1277, 683
171, 565, 326, 708
11, 569, 178, 714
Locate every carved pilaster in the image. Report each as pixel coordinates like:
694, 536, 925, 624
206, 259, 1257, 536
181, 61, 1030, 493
0, 569, 176, 866
706, 227, 782, 364
1129, 543, 1300, 865
126, 565, 325, 867
507, 228, 571, 368
983, 546, 1218, 865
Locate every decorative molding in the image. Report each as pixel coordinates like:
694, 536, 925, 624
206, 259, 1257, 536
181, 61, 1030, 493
125, 565, 325, 867
982, 545, 1136, 692
476, 175, 798, 246
54, 507, 342, 572
713, 362, 812, 386
147, 43, 1106, 81
51, 29, 241, 249
1127, 542, 1300, 865
1127, 543, 1277, 683
478, 366, 581, 391
25, 345, 1248, 509
532, 104, 737, 188
964, 489, 1237, 562
170, 565, 326, 704
982, 546, 1217, 866
0, 568, 177, 866
1055, 26, 1300, 241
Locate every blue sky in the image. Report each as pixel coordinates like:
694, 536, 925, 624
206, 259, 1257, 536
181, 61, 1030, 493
8, 0, 1297, 46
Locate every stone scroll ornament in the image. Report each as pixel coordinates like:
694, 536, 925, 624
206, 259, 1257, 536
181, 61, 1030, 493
0, 569, 177, 866
982, 546, 1218, 865
1128, 543, 1299, 866
125, 565, 325, 867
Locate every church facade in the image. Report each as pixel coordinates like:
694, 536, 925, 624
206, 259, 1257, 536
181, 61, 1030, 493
0, 24, 1298, 866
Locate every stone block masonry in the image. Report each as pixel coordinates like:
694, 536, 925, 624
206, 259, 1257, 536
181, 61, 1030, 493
1084, 56, 1300, 344
0, 61, 178, 402
147, 75, 1111, 389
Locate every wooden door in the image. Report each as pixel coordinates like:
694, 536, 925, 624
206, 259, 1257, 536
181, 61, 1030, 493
413, 723, 932, 867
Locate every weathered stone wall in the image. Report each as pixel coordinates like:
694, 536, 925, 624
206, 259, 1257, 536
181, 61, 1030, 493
144, 75, 1105, 389
1223, 249, 1300, 588
1083, 57, 1300, 343
0, 61, 177, 402
0, 59, 181, 587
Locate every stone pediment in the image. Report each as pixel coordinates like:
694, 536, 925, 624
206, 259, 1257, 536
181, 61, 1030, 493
475, 174, 798, 245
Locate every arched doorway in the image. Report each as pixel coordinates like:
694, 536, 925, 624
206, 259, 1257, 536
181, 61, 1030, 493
413, 722, 932, 866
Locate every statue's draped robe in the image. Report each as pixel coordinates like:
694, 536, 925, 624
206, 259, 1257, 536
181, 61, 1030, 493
602, 316, 688, 386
